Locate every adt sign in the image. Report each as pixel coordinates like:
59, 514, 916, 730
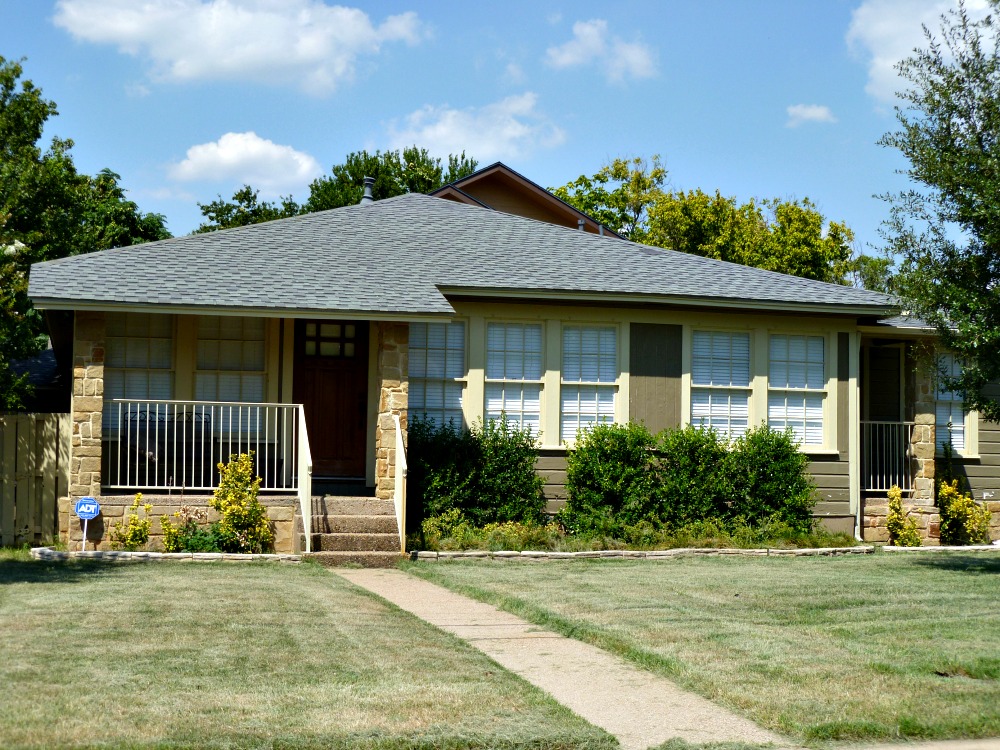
75, 498, 100, 520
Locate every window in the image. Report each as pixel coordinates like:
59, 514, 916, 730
768, 334, 825, 445
936, 353, 966, 452
410, 321, 465, 427
485, 322, 543, 433
561, 326, 617, 442
103, 312, 175, 435
194, 316, 265, 403
691, 331, 751, 439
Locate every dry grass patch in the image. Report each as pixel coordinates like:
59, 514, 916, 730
0, 558, 614, 749
405, 553, 1000, 744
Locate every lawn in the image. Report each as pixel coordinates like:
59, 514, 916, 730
404, 553, 1000, 744
0, 553, 615, 750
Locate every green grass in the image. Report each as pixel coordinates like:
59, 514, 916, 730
0, 558, 615, 750
404, 553, 1000, 744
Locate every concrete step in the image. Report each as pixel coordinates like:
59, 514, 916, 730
306, 551, 401, 568
305, 532, 400, 552
297, 514, 398, 534
310, 496, 396, 516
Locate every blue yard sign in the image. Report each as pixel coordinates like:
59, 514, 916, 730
74, 497, 100, 551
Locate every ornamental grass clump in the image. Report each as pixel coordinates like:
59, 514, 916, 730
885, 485, 922, 547
110, 494, 152, 551
938, 479, 992, 546
210, 453, 273, 553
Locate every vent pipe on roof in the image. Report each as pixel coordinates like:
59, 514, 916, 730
599, 225, 605, 236
360, 176, 375, 205
577, 218, 585, 231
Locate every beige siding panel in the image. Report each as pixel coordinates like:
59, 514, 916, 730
816, 516, 855, 534
629, 323, 682, 433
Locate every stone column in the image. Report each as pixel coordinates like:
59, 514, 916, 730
69, 311, 106, 499
911, 358, 936, 501
373, 322, 408, 500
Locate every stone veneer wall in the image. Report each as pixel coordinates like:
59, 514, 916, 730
373, 322, 408, 501
69, 311, 106, 500
59, 495, 299, 553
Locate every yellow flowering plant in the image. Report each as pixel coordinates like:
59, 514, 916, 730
110, 493, 153, 551
209, 453, 273, 553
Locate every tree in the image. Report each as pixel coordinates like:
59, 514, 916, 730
0, 56, 168, 408
879, 1, 1000, 420
551, 155, 668, 241
195, 186, 299, 233
554, 157, 860, 284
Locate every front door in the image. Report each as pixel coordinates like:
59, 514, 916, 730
293, 320, 369, 477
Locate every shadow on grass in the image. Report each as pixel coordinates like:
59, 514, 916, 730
0, 559, 128, 585
909, 554, 1000, 574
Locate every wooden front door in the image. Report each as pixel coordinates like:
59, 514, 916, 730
293, 320, 369, 477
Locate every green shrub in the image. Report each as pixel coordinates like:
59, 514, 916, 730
658, 425, 730, 527
161, 505, 220, 553
209, 453, 273, 553
938, 479, 992, 545
409, 415, 545, 530
109, 494, 152, 551
727, 425, 816, 532
561, 422, 659, 536
885, 485, 922, 547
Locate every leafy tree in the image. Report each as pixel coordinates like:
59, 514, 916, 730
0, 56, 167, 408
551, 155, 668, 241
195, 185, 299, 233
879, 1, 1000, 420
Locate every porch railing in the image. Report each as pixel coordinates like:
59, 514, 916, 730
102, 400, 303, 492
392, 413, 407, 554
297, 406, 312, 553
861, 420, 915, 495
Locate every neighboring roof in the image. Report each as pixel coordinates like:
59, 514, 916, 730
10, 348, 61, 388
876, 315, 933, 330
29, 193, 896, 318
430, 161, 621, 237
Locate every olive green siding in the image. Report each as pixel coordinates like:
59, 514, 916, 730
628, 323, 682, 434
837, 332, 849, 454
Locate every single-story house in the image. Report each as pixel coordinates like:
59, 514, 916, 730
27, 164, 1000, 557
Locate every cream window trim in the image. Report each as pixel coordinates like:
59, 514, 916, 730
483, 320, 545, 435
409, 320, 468, 428
765, 331, 833, 451
559, 323, 621, 447
935, 352, 975, 458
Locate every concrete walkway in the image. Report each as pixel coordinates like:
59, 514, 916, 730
336, 568, 786, 750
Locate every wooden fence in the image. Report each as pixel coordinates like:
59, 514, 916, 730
0, 413, 71, 546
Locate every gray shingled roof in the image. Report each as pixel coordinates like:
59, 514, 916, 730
29, 193, 896, 317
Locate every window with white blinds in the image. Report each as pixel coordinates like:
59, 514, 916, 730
768, 334, 825, 445
103, 313, 175, 436
485, 322, 543, 433
936, 353, 966, 452
561, 326, 617, 442
194, 316, 266, 403
409, 321, 466, 427
691, 331, 751, 439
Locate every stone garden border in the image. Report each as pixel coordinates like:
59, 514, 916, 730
881, 544, 1000, 552
30, 546, 301, 563
410, 546, 877, 561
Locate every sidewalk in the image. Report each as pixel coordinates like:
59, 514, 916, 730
336, 568, 787, 750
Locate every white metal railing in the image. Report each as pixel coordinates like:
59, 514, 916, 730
297, 406, 313, 553
862, 420, 915, 494
102, 399, 302, 492
392, 413, 407, 554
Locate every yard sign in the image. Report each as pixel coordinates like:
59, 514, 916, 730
74, 497, 100, 552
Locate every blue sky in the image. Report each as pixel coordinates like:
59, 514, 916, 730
0, 0, 981, 250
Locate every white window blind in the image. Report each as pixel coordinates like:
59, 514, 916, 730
194, 316, 265, 403
768, 334, 825, 445
936, 354, 966, 452
104, 313, 175, 436
691, 331, 751, 439
561, 326, 617, 442
409, 321, 465, 427
485, 322, 543, 433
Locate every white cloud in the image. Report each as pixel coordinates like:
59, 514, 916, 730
387, 93, 566, 163
847, 0, 991, 102
53, 0, 425, 95
545, 19, 656, 82
786, 104, 838, 127
168, 132, 322, 194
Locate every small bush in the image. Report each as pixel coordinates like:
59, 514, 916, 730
161, 505, 219, 553
938, 479, 992, 545
885, 485, 922, 547
110, 494, 152, 551
728, 425, 816, 532
210, 453, 273, 553
409, 415, 545, 531
561, 422, 659, 536
658, 425, 730, 527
